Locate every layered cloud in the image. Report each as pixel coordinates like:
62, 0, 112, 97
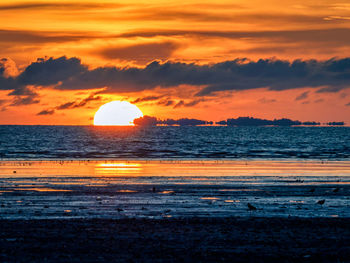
2, 0, 350, 69
97, 42, 180, 63
36, 92, 102, 115
295, 91, 309, 101
37, 109, 55, 116
0, 29, 101, 44
56, 93, 102, 110
0, 2, 124, 11
131, 95, 164, 104
2, 56, 350, 100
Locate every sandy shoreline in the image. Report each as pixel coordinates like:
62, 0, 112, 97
1, 160, 350, 262
1, 217, 350, 262
1, 160, 350, 219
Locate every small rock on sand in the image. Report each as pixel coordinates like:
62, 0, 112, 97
248, 203, 257, 210
317, 199, 325, 205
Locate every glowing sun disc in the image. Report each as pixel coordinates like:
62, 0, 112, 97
93, 101, 143, 126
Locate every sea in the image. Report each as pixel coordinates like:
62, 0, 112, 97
0, 125, 349, 160
1, 125, 350, 219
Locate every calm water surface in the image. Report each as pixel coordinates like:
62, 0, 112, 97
0, 126, 349, 160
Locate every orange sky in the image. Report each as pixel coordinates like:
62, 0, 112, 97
0, 0, 350, 124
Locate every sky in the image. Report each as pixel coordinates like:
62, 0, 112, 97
0, 0, 350, 125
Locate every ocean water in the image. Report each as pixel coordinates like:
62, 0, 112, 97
0, 125, 349, 160
1, 126, 350, 220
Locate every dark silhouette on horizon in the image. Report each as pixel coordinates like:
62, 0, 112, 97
134, 116, 212, 126
327, 121, 345, 126
219, 117, 321, 126
134, 116, 345, 126
133, 116, 158, 126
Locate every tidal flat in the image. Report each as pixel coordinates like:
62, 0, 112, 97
1, 160, 350, 262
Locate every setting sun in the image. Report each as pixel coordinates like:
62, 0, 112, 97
93, 101, 143, 126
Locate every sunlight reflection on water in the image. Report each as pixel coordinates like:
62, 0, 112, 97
1, 160, 350, 219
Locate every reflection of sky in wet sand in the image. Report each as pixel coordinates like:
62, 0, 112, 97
0, 160, 350, 219
95, 163, 142, 175
10, 188, 71, 192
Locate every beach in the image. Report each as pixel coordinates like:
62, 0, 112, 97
1, 160, 350, 219
1, 217, 350, 262
1, 160, 350, 262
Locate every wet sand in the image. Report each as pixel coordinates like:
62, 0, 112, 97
1, 160, 350, 219
1, 217, 350, 262
1, 160, 350, 262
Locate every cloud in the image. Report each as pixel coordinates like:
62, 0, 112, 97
314, 98, 324, 103
0, 60, 17, 90
97, 42, 180, 63
6, 86, 40, 106
2, 69, 40, 106
4, 15, 336, 46
184, 99, 203, 107
152, 98, 204, 108
2, 57, 84, 106
37, 109, 55, 115
157, 99, 174, 106
316, 86, 344, 93
36, 92, 101, 116
17, 56, 86, 86
174, 100, 185, 108
324, 16, 350, 21
0, 58, 19, 77
35, 93, 102, 116
56, 101, 76, 110
0, 3, 124, 11
173, 99, 204, 108
3, 56, 350, 98
139, 12, 327, 25
56, 93, 102, 110
295, 91, 309, 101
0, 29, 100, 44
131, 95, 163, 104
119, 28, 350, 47
11, 96, 40, 106
8, 86, 37, 96
0, 75, 16, 91
258, 98, 277, 103
75, 5, 330, 27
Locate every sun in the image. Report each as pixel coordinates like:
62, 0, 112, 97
93, 101, 143, 126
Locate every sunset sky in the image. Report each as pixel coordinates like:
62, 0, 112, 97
0, 0, 350, 125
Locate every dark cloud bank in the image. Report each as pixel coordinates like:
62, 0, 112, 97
2, 56, 350, 101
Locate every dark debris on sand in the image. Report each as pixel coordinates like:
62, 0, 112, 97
0, 217, 350, 263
